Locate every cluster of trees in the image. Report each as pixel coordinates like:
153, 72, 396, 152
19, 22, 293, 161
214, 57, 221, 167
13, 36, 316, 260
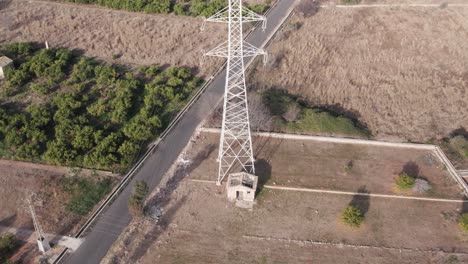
0, 43, 202, 171
64, 0, 268, 16
260, 89, 371, 137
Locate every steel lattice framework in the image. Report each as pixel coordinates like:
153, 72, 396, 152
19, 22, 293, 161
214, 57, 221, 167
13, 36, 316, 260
27, 196, 46, 241
203, 0, 266, 184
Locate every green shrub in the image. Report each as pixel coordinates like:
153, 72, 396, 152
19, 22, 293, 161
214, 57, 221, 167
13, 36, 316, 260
342, 205, 364, 227
341, 0, 361, 4
247, 3, 267, 14
262, 89, 295, 116
344, 161, 353, 173
459, 213, 468, 232
128, 180, 149, 216
287, 109, 369, 136
396, 173, 415, 190
0, 233, 19, 262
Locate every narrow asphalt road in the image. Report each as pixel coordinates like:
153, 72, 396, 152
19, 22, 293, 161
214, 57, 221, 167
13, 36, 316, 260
66, 1, 296, 263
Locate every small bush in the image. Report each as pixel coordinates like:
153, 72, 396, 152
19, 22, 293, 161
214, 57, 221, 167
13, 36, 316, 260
128, 180, 149, 216
459, 213, 468, 232
396, 173, 415, 190
344, 161, 353, 173
0, 233, 19, 262
342, 205, 364, 227
341, 0, 361, 4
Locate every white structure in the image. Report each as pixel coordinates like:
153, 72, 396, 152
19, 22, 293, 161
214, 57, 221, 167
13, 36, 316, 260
203, 0, 267, 185
0, 56, 13, 79
226, 172, 258, 202
27, 197, 51, 253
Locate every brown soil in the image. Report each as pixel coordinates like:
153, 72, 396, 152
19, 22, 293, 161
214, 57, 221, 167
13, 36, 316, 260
107, 180, 468, 264
249, 5, 468, 142
0, 0, 226, 77
190, 132, 464, 199
104, 132, 468, 263
0, 159, 119, 263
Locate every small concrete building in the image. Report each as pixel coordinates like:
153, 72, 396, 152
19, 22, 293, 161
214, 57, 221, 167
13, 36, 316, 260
37, 236, 51, 253
0, 56, 13, 79
226, 172, 258, 202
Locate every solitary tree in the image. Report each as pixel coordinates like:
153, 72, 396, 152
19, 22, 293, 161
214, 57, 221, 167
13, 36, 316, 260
396, 173, 415, 190
342, 205, 364, 228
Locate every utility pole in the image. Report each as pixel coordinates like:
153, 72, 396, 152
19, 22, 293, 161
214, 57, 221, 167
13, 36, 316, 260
27, 195, 51, 253
202, 0, 267, 185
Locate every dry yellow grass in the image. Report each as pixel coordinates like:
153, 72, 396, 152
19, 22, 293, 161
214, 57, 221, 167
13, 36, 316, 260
0, 0, 226, 77
251, 6, 468, 141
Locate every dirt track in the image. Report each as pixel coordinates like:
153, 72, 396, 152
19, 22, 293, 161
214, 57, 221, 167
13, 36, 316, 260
250, 5, 468, 141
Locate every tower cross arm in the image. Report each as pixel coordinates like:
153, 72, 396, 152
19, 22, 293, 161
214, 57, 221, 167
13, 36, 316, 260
203, 6, 266, 24
242, 41, 266, 57
204, 41, 229, 58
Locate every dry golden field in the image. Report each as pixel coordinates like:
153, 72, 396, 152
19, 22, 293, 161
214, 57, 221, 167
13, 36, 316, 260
251, 5, 468, 142
0, 0, 226, 77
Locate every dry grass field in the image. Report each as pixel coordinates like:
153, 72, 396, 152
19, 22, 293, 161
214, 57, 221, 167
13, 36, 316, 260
0, 0, 225, 77
0, 159, 118, 263
104, 132, 468, 264
250, 5, 468, 142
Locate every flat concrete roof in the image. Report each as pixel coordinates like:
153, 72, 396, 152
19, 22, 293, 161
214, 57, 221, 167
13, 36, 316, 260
0, 56, 13, 67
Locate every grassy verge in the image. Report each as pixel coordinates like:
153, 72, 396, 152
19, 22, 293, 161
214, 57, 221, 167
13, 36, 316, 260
262, 89, 371, 137
61, 176, 113, 216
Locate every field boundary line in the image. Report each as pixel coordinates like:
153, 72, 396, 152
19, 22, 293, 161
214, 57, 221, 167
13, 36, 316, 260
263, 185, 467, 203
243, 235, 468, 255
200, 128, 468, 196
433, 147, 468, 196
200, 128, 436, 150
188, 179, 466, 203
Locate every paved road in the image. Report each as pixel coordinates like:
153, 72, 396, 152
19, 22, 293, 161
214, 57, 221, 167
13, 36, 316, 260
66, 1, 296, 263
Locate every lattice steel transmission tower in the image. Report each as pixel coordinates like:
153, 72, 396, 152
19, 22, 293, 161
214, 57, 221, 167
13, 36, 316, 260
27, 195, 51, 253
202, 0, 267, 185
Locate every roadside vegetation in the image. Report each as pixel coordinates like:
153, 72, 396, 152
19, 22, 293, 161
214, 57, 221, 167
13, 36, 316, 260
0, 42, 203, 172
62, 0, 269, 16
128, 180, 149, 216
61, 176, 113, 215
261, 89, 370, 137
